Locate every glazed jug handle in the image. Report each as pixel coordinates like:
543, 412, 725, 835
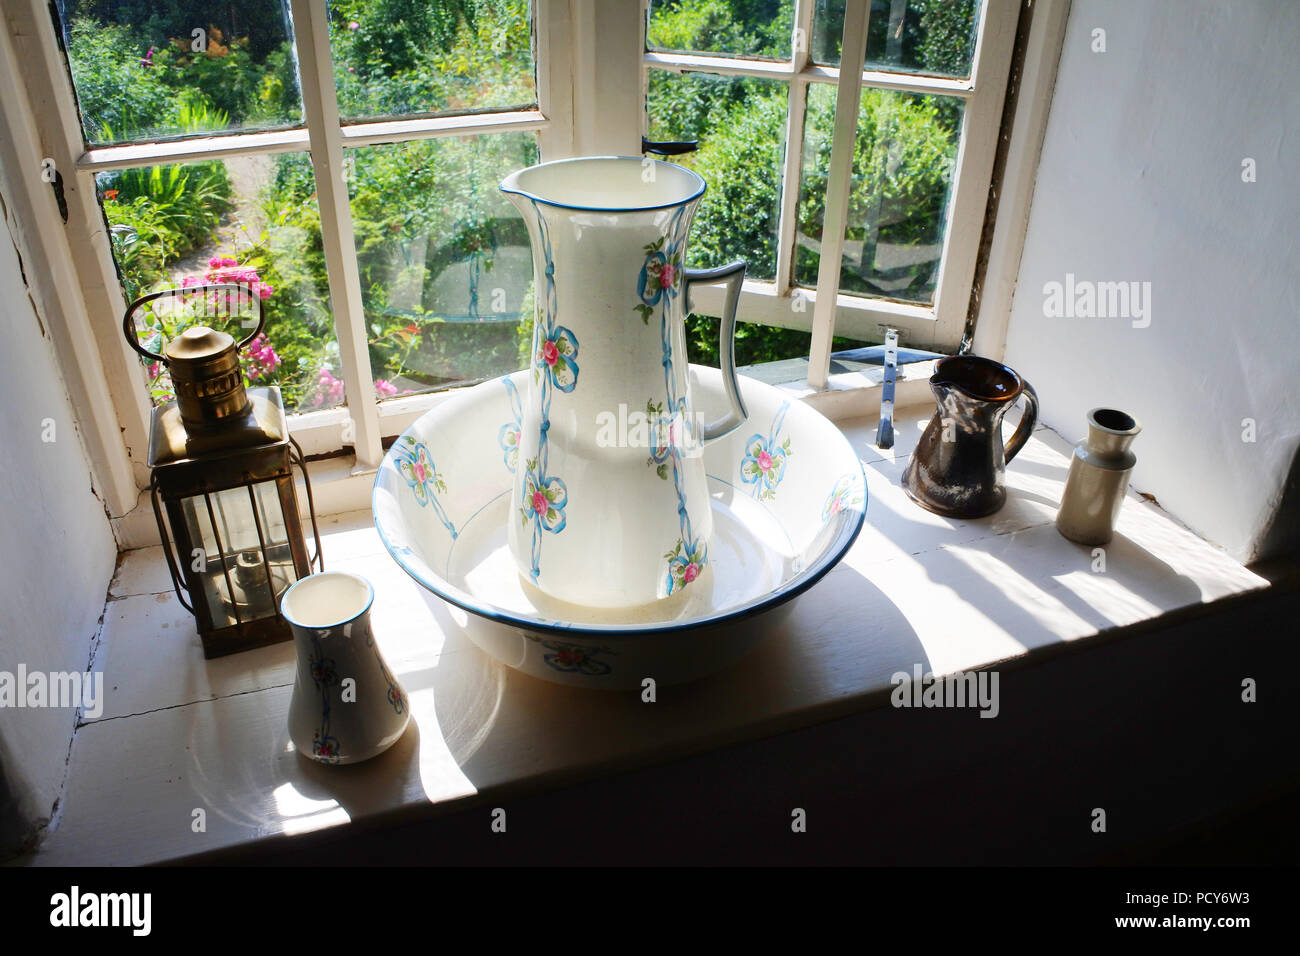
685, 261, 749, 441
1004, 379, 1039, 463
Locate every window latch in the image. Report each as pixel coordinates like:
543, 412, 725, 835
641, 137, 699, 156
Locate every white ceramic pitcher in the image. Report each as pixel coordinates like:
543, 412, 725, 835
500, 156, 748, 609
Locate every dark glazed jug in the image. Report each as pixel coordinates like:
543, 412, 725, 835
902, 355, 1039, 518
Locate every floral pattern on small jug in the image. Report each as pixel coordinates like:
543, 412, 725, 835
741, 402, 792, 501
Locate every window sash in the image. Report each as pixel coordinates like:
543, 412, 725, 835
14, 0, 575, 477
643, 0, 1020, 382
11, 0, 1015, 489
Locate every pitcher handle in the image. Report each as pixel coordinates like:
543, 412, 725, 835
685, 261, 748, 442
1004, 379, 1039, 463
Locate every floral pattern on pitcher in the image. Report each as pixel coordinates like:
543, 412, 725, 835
741, 402, 792, 501
520, 458, 568, 534
665, 536, 707, 596
499, 376, 522, 473
535, 323, 579, 392
395, 436, 457, 538
634, 235, 683, 324
521, 203, 578, 582
634, 206, 710, 595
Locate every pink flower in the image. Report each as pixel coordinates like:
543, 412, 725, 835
540, 340, 559, 366
683, 563, 700, 583
348, 20, 360, 30
758, 450, 773, 471
306, 368, 345, 408
829, 497, 842, 515
414, 461, 426, 483
208, 256, 238, 269
374, 378, 398, 398
659, 264, 675, 289
531, 490, 549, 516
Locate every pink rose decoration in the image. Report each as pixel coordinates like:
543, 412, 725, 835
683, 563, 700, 584
531, 490, 549, 516
758, 450, 773, 472
541, 340, 559, 366
659, 264, 675, 289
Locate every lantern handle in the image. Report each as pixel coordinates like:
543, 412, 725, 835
123, 283, 266, 362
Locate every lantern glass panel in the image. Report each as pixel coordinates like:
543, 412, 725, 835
181, 481, 299, 628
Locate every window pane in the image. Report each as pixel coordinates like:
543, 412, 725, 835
795, 84, 963, 304
647, 71, 787, 282
329, 0, 536, 122
811, 0, 979, 78
59, 1, 302, 145
347, 134, 540, 396
647, 0, 793, 60
108, 153, 343, 413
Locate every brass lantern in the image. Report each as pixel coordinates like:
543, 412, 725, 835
124, 285, 323, 658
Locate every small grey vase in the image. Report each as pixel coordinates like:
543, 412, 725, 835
1056, 408, 1142, 546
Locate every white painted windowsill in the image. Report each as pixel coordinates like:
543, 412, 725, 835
29, 404, 1268, 866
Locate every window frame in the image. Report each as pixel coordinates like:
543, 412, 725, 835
9, 0, 574, 477
3, 0, 1023, 519
642, 0, 1020, 385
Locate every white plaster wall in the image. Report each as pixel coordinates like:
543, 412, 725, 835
0, 197, 117, 854
1004, 0, 1299, 562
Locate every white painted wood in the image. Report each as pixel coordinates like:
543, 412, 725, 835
688, 275, 933, 336
644, 50, 796, 78
78, 129, 312, 172
338, 110, 550, 148
4, 0, 155, 509
644, 51, 976, 99
28, 406, 1270, 866
973, 0, 1071, 361
926, 0, 1020, 349
806, 0, 871, 389
571, 0, 643, 155
289, 0, 383, 470
773, 0, 817, 297
0, 11, 139, 517
535, 0, 576, 160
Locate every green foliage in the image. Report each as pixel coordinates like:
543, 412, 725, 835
670, 85, 787, 280
65, 19, 173, 141
649, 0, 792, 58
796, 85, 959, 298
331, 0, 533, 118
